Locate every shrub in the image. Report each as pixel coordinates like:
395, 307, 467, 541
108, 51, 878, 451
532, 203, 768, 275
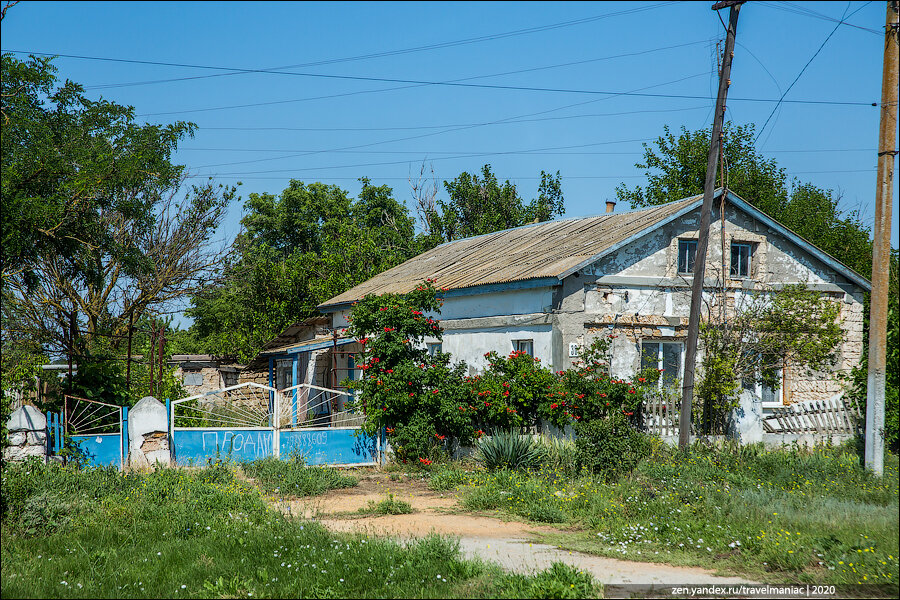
574, 413, 653, 481
239, 454, 357, 496
499, 562, 598, 599
476, 430, 544, 472
365, 493, 414, 515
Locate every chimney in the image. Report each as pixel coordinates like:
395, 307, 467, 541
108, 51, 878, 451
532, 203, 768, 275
605, 200, 616, 214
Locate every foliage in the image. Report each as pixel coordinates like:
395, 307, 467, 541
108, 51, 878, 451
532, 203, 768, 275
467, 350, 557, 430
476, 431, 545, 472
460, 442, 898, 587
851, 257, 900, 453
346, 280, 479, 462
615, 123, 873, 279
239, 454, 357, 496
363, 493, 414, 515
1, 460, 584, 598
696, 284, 844, 433
573, 413, 654, 482
547, 338, 651, 429
2, 54, 233, 397
429, 165, 565, 242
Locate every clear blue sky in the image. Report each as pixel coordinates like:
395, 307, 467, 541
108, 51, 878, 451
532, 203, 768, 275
3, 1, 897, 250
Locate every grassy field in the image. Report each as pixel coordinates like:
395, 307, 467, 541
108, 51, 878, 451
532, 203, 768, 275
0, 460, 597, 599
433, 441, 899, 590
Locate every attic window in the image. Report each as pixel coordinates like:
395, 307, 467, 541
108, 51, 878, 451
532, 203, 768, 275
730, 242, 753, 278
677, 239, 698, 274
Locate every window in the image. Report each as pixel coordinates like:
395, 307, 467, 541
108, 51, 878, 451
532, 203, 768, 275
640, 341, 682, 388
427, 342, 442, 356
742, 367, 783, 407
183, 370, 203, 387
513, 339, 534, 356
730, 242, 752, 278
678, 239, 698, 274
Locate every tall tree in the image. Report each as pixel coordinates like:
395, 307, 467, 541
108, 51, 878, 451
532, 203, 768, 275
615, 123, 873, 278
430, 165, 564, 242
1, 54, 232, 384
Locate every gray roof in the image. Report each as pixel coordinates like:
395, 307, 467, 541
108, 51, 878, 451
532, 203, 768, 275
319, 195, 701, 309
319, 189, 872, 310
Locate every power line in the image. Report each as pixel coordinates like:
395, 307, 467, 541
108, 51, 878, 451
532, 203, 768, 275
758, 0, 882, 35
176, 146, 877, 155
80, 2, 678, 90
754, 2, 869, 145
2, 49, 878, 112
196, 106, 709, 132
139, 39, 711, 117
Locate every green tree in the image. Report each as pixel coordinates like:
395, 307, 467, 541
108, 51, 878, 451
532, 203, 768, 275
615, 123, 873, 278
1, 54, 232, 403
431, 165, 564, 242
186, 179, 424, 362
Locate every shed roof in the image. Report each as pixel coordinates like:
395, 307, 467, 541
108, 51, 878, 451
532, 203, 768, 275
319, 195, 700, 309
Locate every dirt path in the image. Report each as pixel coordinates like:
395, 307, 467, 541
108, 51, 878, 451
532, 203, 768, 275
273, 471, 755, 586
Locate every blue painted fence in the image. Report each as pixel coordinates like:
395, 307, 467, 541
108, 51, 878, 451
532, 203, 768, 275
171, 427, 379, 466
280, 428, 378, 466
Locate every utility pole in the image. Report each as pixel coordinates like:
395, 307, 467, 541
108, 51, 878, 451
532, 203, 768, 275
679, 0, 744, 449
865, 0, 899, 476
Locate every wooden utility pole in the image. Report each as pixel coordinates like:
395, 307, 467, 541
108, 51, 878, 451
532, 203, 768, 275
865, 0, 898, 476
679, 0, 744, 449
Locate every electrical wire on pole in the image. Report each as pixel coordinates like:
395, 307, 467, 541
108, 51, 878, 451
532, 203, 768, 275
679, 0, 744, 449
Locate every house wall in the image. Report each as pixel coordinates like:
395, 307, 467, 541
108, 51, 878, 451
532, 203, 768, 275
553, 204, 865, 405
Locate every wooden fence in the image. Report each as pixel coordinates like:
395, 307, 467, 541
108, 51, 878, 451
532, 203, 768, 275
761, 395, 861, 435
640, 395, 686, 437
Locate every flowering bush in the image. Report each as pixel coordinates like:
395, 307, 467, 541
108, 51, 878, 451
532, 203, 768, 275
466, 350, 556, 431
542, 339, 653, 429
345, 280, 475, 462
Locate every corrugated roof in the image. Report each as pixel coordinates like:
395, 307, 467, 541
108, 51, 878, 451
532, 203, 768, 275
319, 195, 701, 309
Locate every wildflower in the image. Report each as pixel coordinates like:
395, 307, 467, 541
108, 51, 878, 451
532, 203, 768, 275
419, 457, 432, 466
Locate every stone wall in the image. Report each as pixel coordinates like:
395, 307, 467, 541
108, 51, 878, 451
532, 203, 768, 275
127, 396, 170, 470
4, 406, 47, 462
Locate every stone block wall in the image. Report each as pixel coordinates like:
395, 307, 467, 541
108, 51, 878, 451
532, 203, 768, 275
4, 405, 48, 462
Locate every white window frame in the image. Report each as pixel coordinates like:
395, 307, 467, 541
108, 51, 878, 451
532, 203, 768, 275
427, 342, 442, 356
513, 339, 534, 356
743, 369, 784, 408
640, 340, 683, 389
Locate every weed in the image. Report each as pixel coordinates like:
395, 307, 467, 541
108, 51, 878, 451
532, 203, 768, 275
240, 455, 357, 496
364, 494, 414, 515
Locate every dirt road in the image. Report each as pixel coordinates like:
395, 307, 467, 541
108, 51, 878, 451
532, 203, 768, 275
273, 472, 755, 587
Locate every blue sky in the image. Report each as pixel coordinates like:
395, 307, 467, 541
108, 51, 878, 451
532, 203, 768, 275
3, 1, 896, 253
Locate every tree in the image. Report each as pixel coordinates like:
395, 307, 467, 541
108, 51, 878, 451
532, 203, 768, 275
696, 284, 844, 434
186, 179, 424, 362
1, 54, 232, 394
615, 123, 873, 278
430, 165, 564, 242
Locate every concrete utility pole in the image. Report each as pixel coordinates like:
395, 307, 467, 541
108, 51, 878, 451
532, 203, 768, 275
865, 0, 899, 477
679, 0, 744, 449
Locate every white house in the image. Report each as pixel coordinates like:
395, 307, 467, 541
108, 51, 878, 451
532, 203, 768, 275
319, 190, 869, 419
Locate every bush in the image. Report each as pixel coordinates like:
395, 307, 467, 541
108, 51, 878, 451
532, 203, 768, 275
239, 454, 357, 496
574, 414, 653, 482
364, 493, 414, 515
476, 430, 544, 472
499, 562, 598, 599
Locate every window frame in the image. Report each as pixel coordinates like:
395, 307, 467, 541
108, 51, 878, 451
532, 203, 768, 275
426, 342, 443, 356
640, 340, 683, 389
513, 339, 534, 356
677, 239, 699, 275
730, 242, 753, 278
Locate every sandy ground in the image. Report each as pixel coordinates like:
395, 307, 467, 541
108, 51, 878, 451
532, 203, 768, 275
270, 470, 755, 587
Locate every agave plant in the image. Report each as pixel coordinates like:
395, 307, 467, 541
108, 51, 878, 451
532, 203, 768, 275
476, 430, 545, 472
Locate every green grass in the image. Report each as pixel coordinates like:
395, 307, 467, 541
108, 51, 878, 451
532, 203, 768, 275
457, 441, 899, 589
0, 459, 598, 599
363, 494, 415, 515
239, 455, 358, 496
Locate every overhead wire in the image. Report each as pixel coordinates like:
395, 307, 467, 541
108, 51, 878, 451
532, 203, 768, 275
753, 1, 868, 146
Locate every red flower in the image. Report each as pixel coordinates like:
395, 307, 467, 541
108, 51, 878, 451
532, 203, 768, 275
432, 389, 439, 394
638, 377, 646, 383
384, 327, 395, 332
386, 427, 394, 434
385, 369, 393, 373
419, 457, 432, 466
435, 434, 446, 440
409, 392, 415, 397
550, 403, 559, 409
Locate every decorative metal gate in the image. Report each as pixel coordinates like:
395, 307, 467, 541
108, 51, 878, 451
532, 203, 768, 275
169, 382, 379, 466
62, 395, 128, 468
